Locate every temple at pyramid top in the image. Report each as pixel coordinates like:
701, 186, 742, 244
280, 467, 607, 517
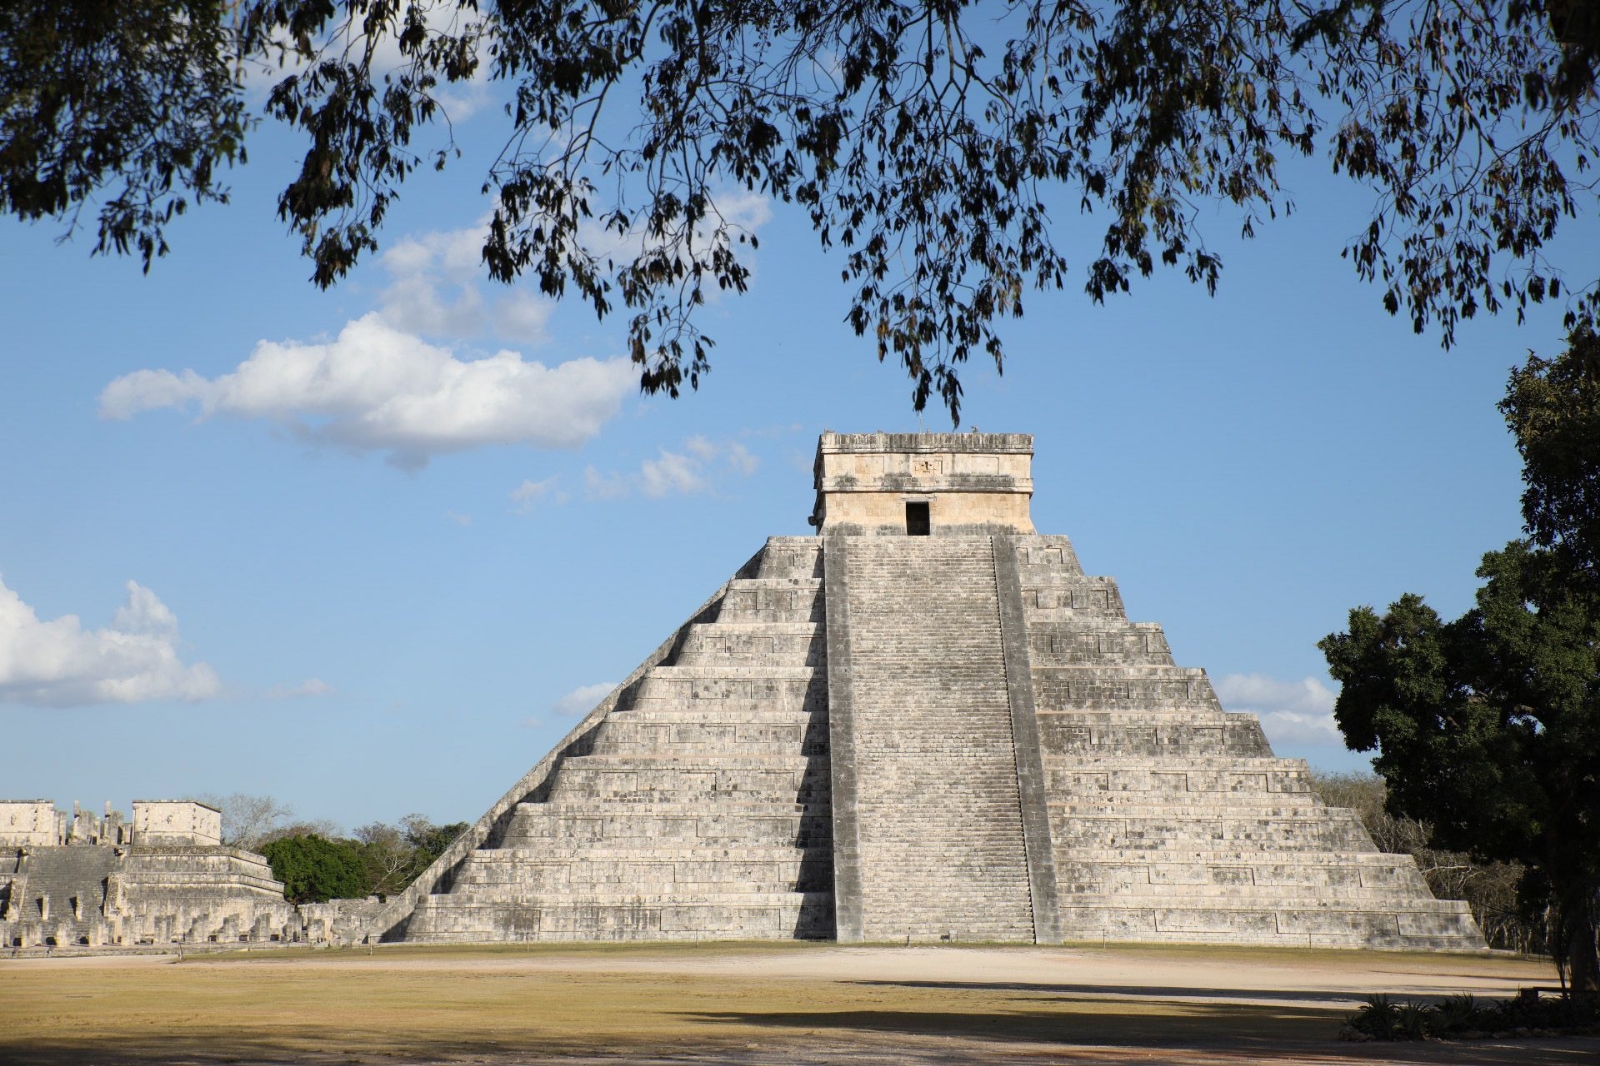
809, 431, 1036, 534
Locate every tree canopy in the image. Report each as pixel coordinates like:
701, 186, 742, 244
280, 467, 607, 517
259, 813, 469, 902
260, 833, 370, 903
4, 0, 1599, 419
1321, 329, 1600, 993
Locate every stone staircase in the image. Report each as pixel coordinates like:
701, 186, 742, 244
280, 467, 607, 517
400, 538, 835, 941
1, 847, 116, 946
829, 536, 1037, 943
1005, 535, 1482, 949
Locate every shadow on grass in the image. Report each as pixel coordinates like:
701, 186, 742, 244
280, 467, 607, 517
848, 978, 1373, 1005
682, 1000, 1338, 1048
678, 1002, 1600, 1065
5, 1000, 1596, 1066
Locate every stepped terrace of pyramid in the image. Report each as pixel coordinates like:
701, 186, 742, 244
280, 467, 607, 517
361, 432, 1484, 950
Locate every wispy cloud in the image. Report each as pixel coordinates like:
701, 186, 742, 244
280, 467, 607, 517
269, 678, 334, 700
100, 314, 636, 469
0, 576, 220, 707
1213, 672, 1344, 748
584, 436, 761, 500
510, 475, 566, 513
524, 680, 616, 727
552, 682, 615, 717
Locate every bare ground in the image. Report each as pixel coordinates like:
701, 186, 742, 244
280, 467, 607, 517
2, 942, 1593, 1066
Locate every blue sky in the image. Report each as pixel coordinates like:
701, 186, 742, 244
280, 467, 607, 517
1, 58, 1591, 833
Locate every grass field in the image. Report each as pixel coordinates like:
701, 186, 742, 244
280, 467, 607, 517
1, 942, 1589, 1066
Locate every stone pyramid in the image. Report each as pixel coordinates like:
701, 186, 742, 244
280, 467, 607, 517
365, 433, 1483, 949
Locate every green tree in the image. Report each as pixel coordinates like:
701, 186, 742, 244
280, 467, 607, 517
401, 814, 468, 867
1321, 332, 1600, 993
5, 1, 1598, 419
349, 815, 468, 898
260, 833, 369, 904
0, 1, 249, 266
1310, 771, 1544, 954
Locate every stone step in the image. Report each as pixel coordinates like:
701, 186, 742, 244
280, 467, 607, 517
566, 753, 824, 771
1059, 898, 1478, 920
403, 890, 836, 941
1028, 623, 1176, 667
634, 666, 822, 704
500, 804, 832, 847
473, 844, 824, 861
452, 864, 832, 894
608, 708, 825, 724
623, 696, 823, 714
1036, 711, 1276, 757
752, 539, 823, 580
674, 622, 825, 667
548, 778, 827, 805
1059, 878, 1429, 900
1058, 847, 1417, 864
1019, 579, 1126, 617
593, 720, 827, 757
1056, 902, 1482, 949
1033, 669, 1222, 713
1061, 857, 1428, 887
1041, 754, 1306, 770
1048, 800, 1341, 817
1052, 824, 1374, 850
715, 580, 824, 624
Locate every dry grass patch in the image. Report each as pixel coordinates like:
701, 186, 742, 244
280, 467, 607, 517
0, 942, 1579, 1066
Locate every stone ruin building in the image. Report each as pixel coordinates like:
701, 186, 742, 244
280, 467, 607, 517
357, 432, 1485, 949
0, 799, 297, 949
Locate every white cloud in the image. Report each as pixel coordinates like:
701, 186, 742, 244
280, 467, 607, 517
724, 441, 760, 476
639, 449, 708, 498
583, 465, 631, 500
585, 437, 761, 500
0, 576, 220, 707
241, 4, 494, 120
552, 682, 616, 717
510, 476, 565, 513
100, 314, 636, 469
1213, 673, 1344, 747
376, 222, 553, 344
269, 678, 334, 700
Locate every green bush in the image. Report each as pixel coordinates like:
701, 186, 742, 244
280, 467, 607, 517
260, 834, 368, 904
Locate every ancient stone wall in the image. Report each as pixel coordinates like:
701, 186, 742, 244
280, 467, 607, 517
0, 801, 62, 847
811, 432, 1035, 534
132, 801, 222, 846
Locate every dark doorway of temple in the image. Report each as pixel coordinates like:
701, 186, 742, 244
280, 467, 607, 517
906, 501, 930, 535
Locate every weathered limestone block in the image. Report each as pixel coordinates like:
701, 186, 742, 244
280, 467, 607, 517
131, 800, 222, 846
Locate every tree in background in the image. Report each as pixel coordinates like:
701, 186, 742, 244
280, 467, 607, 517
192, 792, 294, 850
351, 815, 469, 897
260, 833, 369, 904
4, 1, 1597, 420
1310, 771, 1541, 955
401, 814, 470, 868
1321, 329, 1600, 992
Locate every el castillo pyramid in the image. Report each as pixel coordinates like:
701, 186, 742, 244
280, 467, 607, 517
362, 433, 1484, 948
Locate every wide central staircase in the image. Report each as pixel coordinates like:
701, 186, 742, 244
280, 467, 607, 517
400, 538, 835, 941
